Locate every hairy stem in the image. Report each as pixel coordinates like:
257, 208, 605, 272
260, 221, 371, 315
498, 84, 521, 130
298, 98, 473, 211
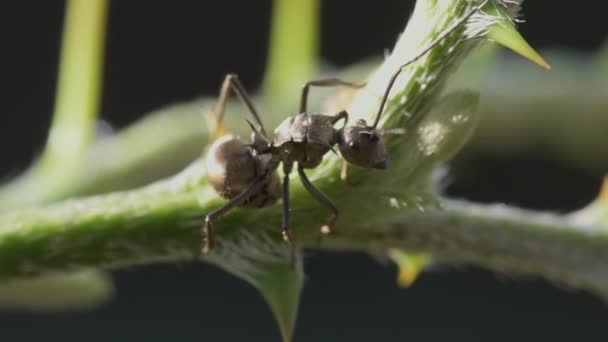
9, 0, 605, 301
0, 169, 606, 297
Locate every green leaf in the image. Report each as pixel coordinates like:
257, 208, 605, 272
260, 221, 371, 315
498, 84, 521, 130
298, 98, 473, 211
415, 90, 481, 162
251, 260, 303, 342
206, 234, 303, 342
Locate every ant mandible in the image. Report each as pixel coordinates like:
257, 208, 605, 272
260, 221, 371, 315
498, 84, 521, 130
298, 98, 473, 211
202, 4, 483, 253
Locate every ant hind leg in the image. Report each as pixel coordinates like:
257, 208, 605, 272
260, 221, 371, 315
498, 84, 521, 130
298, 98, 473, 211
202, 173, 269, 253
206, 73, 270, 140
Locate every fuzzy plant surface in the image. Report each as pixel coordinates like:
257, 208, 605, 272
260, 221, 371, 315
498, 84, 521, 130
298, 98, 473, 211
0, 0, 495, 275
2, 0, 608, 340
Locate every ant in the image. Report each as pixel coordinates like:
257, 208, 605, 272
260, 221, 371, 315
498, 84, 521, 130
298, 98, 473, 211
202, 4, 484, 253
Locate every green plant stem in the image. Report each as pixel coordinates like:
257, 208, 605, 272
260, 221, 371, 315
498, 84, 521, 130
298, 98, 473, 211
263, 0, 319, 101
0, 0, 109, 210
46, 0, 108, 164
330, 199, 608, 297
452, 48, 608, 171
0, 0, 516, 272
15, 0, 607, 302
0, 170, 606, 296
0, 0, 113, 312
0, 269, 112, 311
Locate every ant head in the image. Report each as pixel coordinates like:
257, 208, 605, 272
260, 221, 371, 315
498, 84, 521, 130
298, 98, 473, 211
337, 119, 404, 169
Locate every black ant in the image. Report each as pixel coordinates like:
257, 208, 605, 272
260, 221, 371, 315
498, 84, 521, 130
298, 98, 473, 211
202, 5, 483, 253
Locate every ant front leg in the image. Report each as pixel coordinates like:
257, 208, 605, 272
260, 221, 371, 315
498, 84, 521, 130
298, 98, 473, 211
297, 165, 339, 235
207, 73, 270, 139
202, 173, 269, 253
300, 78, 365, 114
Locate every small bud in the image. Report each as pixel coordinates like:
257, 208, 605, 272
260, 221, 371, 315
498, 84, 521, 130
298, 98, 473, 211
388, 249, 431, 288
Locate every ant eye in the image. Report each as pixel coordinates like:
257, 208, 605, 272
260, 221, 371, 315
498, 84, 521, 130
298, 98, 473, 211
348, 141, 358, 150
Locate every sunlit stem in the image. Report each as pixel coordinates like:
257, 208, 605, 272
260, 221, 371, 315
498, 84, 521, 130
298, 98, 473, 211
264, 0, 319, 101
41, 0, 109, 173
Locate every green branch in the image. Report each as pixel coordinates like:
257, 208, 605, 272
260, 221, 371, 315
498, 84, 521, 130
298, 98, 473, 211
6, 0, 607, 303
0, 0, 510, 269
452, 48, 608, 171
0, 0, 112, 311
1, 167, 606, 296
46, 0, 108, 162
263, 0, 320, 101
0, 0, 109, 209
327, 199, 608, 297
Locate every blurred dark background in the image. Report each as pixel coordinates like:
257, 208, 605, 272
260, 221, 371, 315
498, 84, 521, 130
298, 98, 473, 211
1, 1, 607, 341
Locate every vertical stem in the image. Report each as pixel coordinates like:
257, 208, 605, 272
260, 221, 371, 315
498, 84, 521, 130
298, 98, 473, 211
0, 0, 113, 312
43, 0, 109, 168
0, 0, 110, 209
263, 0, 319, 101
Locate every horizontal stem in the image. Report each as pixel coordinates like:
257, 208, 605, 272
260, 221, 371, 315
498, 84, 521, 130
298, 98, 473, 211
325, 199, 608, 297
457, 49, 608, 171
0, 173, 606, 297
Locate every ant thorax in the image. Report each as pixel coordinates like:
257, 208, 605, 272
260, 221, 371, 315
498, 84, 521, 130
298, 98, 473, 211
271, 113, 339, 169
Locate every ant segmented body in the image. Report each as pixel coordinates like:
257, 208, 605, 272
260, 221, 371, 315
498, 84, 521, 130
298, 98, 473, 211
202, 5, 483, 253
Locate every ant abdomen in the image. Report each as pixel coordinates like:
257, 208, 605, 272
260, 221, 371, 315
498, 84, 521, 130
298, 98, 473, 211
206, 135, 280, 208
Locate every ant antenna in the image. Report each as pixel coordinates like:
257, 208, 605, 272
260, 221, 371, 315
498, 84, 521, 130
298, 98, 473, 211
371, 2, 487, 129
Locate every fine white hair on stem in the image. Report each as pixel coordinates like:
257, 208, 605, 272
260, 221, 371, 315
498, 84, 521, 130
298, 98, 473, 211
465, 4, 503, 38
206, 230, 295, 278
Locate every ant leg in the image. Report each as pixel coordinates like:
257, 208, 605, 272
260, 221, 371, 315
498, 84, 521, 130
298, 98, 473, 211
297, 165, 339, 235
202, 173, 269, 253
207, 73, 269, 139
340, 162, 350, 183
372, 3, 485, 128
281, 164, 294, 245
300, 78, 365, 114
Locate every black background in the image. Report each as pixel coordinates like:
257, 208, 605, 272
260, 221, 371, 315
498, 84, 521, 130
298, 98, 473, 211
1, 1, 607, 341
